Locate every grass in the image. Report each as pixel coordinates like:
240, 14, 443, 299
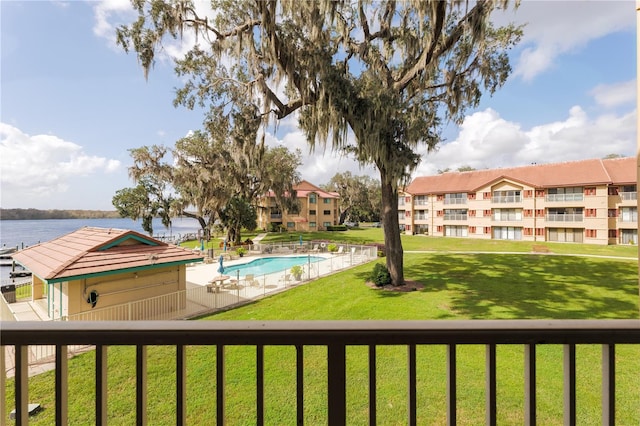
4, 236, 640, 424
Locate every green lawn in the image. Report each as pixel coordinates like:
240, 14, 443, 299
4, 240, 640, 425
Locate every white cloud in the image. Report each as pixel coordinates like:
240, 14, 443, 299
0, 123, 122, 203
590, 80, 636, 108
494, 1, 635, 81
415, 104, 636, 176
93, 0, 135, 47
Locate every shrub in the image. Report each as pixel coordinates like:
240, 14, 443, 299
326, 225, 348, 231
327, 243, 338, 253
290, 265, 304, 280
369, 263, 391, 287
235, 247, 247, 257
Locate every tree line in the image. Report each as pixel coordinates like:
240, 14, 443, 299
0, 209, 121, 220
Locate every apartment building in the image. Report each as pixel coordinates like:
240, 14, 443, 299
400, 157, 637, 245
256, 180, 340, 232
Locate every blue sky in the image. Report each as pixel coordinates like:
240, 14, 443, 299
1, 1, 636, 210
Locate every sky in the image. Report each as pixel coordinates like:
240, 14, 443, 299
0, 1, 637, 210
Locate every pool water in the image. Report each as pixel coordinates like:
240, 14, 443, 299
223, 256, 325, 277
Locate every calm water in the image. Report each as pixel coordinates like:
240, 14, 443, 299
222, 256, 324, 277
0, 217, 202, 281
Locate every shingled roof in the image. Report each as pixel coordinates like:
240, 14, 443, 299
12, 227, 203, 283
406, 157, 636, 195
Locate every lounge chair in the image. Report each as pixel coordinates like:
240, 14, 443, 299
336, 246, 344, 254
278, 274, 291, 284
310, 244, 319, 253
243, 274, 259, 287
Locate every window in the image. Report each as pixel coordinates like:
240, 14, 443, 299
483, 209, 492, 217
483, 192, 491, 199
444, 209, 467, 220
535, 228, 545, 236
535, 190, 545, 197
444, 193, 466, 204
608, 187, 619, 196
523, 190, 533, 198
484, 227, 491, 234
608, 209, 618, 218
309, 210, 316, 215
309, 222, 316, 228
436, 194, 444, 201
469, 226, 476, 233
547, 187, 583, 202
398, 197, 405, 206
445, 225, 467, 237
584, 187, 596, 196
469, 210, 476, 217
405, 211, 412, 217
524, 209, 533, 217
535, 209, 545, 217
586, 229, 597, 238
323, 210, 331, 215
467, 193, 476, 200
436, 225, 443, 232
323, 222, 332, 228
405, 196, 411, 203
492, 190, 522, 203
619, 207, 637, 222
492, 226, 522, 241
309, 194, 317, 204
287, 222, 295, 228
620, 229, 637, 244
437, 210, 444, 217
608, 229, 618, 238
547, 228, 584, 243
493, 209, 522, 221
323, 198, 331, 204
585, 209, 597, 218
524, 228, 533, 236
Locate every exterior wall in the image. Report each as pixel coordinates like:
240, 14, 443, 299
405, 179, 636, 246
58, 265, 187, 318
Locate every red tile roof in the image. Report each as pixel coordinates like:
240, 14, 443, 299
12, 227, 203, 282
265, 180, 339, 199
406, 157, 636, 195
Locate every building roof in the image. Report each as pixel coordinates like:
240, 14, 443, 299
405, 157, 636, 195
12, 227, 203, 283
265, 180, 340, 199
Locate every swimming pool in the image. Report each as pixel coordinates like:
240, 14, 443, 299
223, 256, 325, 277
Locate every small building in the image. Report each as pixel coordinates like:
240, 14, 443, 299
256, 180, 340, 232
11, 227, 203, 320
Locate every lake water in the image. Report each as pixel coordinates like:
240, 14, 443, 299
0, 217, 202, 282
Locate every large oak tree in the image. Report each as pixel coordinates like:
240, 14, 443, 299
118, 0, 521, 284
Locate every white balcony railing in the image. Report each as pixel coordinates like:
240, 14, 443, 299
491, 196, 522, 203
546, 213, 584, 222
545, 193, 584, 202
443, 198, 466, 205
621, 192, 638, 201
2, 320, 639, 425
443, 214, 468, 221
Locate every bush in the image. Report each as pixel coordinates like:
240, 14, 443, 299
369, 263, 391, 287
327, 243, 338, 253
326, 225, 348, 231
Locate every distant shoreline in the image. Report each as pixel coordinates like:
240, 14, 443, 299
0, 208, 121, 220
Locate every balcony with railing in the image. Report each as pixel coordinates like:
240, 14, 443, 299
2, 320, 639, 425
491, 195, 522, 203
414, 213, 429, 221
443, 213, 468, 221
546, 213, 584, 222
545, 193, 584, 202
443, 198, 466, 205
621, 192, 638, 201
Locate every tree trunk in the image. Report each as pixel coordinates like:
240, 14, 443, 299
380, 173, 404, 286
